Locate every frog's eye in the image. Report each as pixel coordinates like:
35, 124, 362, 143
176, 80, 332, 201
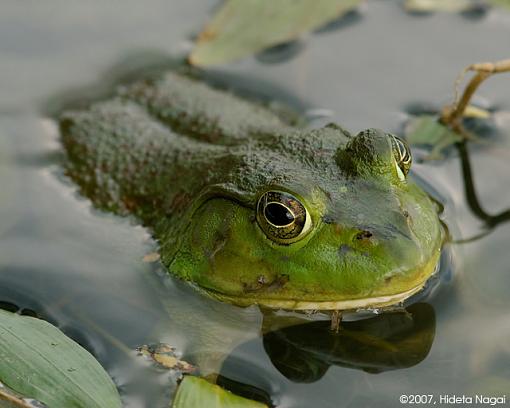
389, 134, 412, 179
256, 191, 312, 245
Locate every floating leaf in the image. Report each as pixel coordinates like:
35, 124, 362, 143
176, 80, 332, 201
0, 310, 121, 408
404, 115, 463, 159
404, 0, 479, 13
0, 381, 47, 408
463, 105, 491, 119
405, 0, 510, 13
171, 376, 267, 408
189, 0, 362, 66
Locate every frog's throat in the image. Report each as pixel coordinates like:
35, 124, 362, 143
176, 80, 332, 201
212, 282, 425, 311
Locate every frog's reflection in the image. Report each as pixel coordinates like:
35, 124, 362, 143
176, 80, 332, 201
262, 303, 435, 383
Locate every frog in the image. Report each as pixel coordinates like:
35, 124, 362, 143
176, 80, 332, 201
59, 70, 444, 312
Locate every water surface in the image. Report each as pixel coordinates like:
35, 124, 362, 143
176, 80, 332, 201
1, 1, 510, 407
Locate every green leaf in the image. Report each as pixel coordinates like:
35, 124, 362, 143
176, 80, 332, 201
404, 115, 463, 159
171, 376, 267, 408
0, 310, 122, 408
189, 0, 362, 66
0, 380, 46, 407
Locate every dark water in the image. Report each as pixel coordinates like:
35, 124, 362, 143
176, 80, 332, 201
1, 1, 510, 407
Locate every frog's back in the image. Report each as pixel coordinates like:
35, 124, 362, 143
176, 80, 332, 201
59, 71, 298, 222
119, 72, 295, 145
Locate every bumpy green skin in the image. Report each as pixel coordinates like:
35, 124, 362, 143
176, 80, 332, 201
60, 71, 443, 309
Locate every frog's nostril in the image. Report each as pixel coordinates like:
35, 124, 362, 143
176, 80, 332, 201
355, 230, 373, 241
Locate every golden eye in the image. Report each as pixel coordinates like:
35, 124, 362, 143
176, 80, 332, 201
389, 134, 412, 179
256, 191, 312, 245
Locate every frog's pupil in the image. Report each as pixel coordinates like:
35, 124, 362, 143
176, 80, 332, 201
265, 203, 294, 226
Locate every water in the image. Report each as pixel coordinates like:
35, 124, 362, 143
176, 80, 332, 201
1, 1, 510, 407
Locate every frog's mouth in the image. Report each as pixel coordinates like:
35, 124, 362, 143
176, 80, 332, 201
209, 281, 425, 311
199, 255, 441, 311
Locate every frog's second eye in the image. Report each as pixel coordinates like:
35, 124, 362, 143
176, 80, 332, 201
389, 134, 412, 179
256, 191, 312, 245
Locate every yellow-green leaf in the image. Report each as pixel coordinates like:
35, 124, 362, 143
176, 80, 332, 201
171, 376, 267, 408
0, 310, 121, 408
189, 0, 362, 66
404, 0, 476, 13
405, 0, 510, 13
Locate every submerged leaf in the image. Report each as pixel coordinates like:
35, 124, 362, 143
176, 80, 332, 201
137, 343, 196, 374
171, 376, 267, 408
405, 115, 463, 159
189, 0, 362, 66
0, 310, 121, 408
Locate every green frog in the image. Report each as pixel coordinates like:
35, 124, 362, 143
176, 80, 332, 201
60, 71, 444, 312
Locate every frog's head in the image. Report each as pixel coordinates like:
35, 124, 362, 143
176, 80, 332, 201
167, 126, 444, 310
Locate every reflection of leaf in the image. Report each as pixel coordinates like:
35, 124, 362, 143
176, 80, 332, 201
171, 376, 267, 408
0, 310, 121, 408
405, 115, 463, 159
189, 0, 361, 66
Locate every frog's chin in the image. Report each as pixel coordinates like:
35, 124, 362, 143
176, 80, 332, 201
210, 282, 425, 311
198, 252, 442, 311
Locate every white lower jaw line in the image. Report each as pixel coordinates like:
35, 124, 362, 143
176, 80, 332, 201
247, 282, 426, 311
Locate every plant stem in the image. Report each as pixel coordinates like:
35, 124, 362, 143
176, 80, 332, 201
441, 58, 510, 135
